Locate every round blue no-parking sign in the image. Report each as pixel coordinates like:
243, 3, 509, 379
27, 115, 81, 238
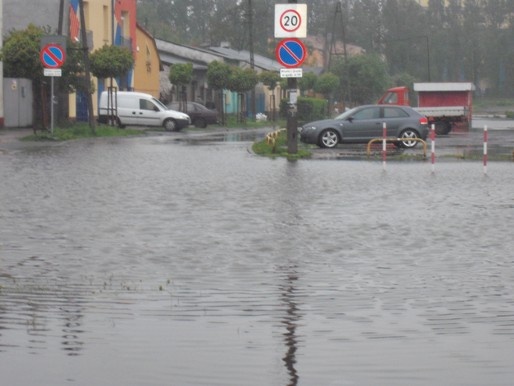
275, 38, 307, 68
40, 43, 66, 69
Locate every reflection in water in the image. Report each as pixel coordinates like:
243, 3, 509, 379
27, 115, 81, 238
280, 267, 300, 386
61, 298, 85, 356
275, 163, 305, 386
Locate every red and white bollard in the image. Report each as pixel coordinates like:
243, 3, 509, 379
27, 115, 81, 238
483, 126, 488, 175
382, 122, 387, 171
430, 124, 436, 173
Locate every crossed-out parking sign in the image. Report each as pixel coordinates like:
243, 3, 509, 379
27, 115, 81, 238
275, 38, 307, 68
40, 43, 66, 69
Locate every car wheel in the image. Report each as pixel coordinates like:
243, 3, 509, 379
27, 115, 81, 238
163, 119, 177, 131
194, 118, 207, 128
398, 129, 420, 148
319, 129, 339, 148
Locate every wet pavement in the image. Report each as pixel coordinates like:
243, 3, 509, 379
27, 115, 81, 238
1, 121, 514, 385
2, 115, 514, 161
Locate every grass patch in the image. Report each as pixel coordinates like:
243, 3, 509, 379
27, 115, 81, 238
473, 96, 514, 115
222, 114, 286, 129
252, 129, 311, 160
21, 122, 143, 141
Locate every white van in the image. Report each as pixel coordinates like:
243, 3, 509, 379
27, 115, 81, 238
98, 91, 191, 131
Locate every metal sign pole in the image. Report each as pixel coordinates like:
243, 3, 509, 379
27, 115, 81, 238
275, 1, 307, 155
51, 77, 55, 134
287, 0, 298, 155
40, 41, 66, 135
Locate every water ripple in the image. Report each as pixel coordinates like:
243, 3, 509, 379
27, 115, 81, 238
1, 138, 514, 385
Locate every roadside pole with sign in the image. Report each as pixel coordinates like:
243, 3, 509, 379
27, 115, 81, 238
275, 2, 307, 154
40, 41, 66, 133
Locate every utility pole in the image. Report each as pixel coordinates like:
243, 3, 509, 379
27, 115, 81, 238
57, 0, 64, 34
287, 0, 298, 155
248, 0, 256, 121
78, 0, 96, 133
327, 1, 348, 70
328, 1, 350, 104
57, 0, 65, 126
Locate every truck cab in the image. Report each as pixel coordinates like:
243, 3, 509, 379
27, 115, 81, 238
377, 86, 410, 106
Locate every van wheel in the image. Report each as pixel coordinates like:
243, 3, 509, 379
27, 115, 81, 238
164, 119, 177, 131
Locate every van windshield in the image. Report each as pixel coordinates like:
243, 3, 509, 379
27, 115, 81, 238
152, 98, 167, 110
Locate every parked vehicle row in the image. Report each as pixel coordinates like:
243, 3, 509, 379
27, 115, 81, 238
97, 92, 427, 150
98, 91, 219, 131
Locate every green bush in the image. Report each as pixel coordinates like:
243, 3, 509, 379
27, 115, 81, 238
252, 130, 311, 159
280, 97, 328, 123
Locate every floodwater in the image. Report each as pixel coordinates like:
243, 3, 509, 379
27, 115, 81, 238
1, 132, 514, 386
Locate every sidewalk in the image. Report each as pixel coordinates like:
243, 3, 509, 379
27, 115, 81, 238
0, 128, 33, 144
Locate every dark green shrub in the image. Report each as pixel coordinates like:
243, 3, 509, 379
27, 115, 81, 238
280, 97, 328, 122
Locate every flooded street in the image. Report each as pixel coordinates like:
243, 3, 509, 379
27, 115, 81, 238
1, 132, 514, 385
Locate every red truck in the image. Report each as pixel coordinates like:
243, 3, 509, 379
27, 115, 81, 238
377, 82, 475, 134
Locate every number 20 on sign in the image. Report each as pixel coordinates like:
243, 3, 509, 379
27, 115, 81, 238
274, 4, 307, 38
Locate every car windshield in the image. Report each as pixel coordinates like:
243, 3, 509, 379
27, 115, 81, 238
334, 107, 358, 120
153, 98, 168, 110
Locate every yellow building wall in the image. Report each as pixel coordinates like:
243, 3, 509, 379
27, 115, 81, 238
133, 25, 161, 98
69, 0, 114, 120
69, 1, 160, 119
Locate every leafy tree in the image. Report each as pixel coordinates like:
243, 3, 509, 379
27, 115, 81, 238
316, 73, 339, 95
89, 44, 134, 80
332, 54, 390, 105
1, 24, 86, 129
60, 40, 89, 94
259, 70, 280, 90
207, 60, 231, 123
2, 24, 44, 79
207, 60, 231, 90
259, 70, 280, 120
169, 63, 193, 102
298, 72, 318, 96
382, 0, 427, 80
314, 72, 340, 103
391, 72, 417, 89
348, 0, 383, 52
227, 66, 258, 122
226, 66, 258, 94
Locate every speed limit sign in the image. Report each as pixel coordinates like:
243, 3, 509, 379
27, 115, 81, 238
274, 4, 307, 38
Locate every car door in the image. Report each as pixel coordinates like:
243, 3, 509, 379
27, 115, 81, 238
382, 106, 409, 136
137, 98, 162, 127
343, 106, 382, 141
